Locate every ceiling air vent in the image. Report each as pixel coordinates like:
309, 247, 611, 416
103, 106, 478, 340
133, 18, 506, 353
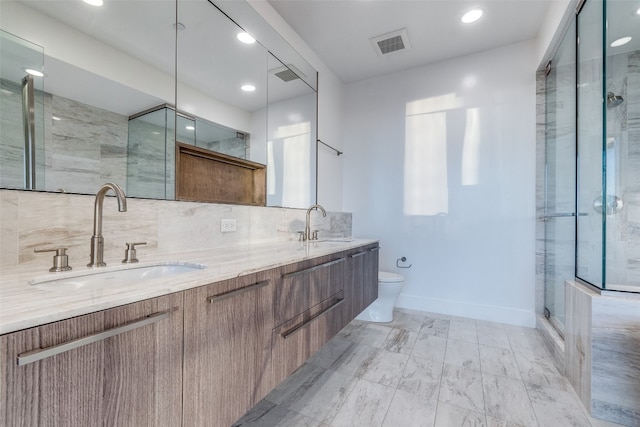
271, 64, 306, 83
371, 28, 411, 56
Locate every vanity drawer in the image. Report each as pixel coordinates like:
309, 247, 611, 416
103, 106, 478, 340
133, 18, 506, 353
272, 292, 344, 384
274, 254, 345, 327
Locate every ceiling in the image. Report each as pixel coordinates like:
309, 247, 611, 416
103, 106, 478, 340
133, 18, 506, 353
268, 0, 554, 84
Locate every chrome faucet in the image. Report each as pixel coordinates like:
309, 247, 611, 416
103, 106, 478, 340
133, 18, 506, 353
304, 204, 326, 241
87, 183, 127, 267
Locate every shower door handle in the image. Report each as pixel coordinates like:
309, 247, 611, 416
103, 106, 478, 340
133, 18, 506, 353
540, 213, 575, 221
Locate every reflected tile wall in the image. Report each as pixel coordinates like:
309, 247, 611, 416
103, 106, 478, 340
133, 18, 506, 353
0, 85, 129, 195
0, 189, 351, 271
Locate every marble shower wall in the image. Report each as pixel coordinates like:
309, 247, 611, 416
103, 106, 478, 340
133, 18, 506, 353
565, 281, 640, 426
0, 189, 352, 272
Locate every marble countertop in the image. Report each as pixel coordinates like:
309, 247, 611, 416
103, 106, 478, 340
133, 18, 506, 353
0, 239, 377, 335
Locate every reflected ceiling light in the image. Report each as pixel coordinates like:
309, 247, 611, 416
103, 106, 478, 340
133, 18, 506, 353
185, 125, 195, 130
52, 116, 61, 121
611, 36, 632, 47
237, 32, 256, 44
241, 84, 256, 92
24, 68, 44, 77
83, 0, 103, 6
461, 9, 483, 24
636, 7, 640, 15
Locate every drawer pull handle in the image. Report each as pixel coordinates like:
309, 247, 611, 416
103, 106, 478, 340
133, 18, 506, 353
281, 298, 344, 339
368, 247, 380, 253
349, 251, 367, 259
282, 258, 345, 279
207, 280, 269, 304
17, 309, 174, 366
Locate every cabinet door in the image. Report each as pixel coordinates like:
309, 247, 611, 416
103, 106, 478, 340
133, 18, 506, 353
343, 247, 367, 322
362, 244, 380, 311
0, 294, 184, 427
342, 243, 380, 326
272, 292, 344, 384
183, 270, 275, 427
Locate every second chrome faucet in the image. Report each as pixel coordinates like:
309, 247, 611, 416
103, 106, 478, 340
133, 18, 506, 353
88, 182, 127, 267
303, 204, 326, 241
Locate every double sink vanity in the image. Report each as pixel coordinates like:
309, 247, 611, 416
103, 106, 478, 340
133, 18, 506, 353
0, 235, 379, 426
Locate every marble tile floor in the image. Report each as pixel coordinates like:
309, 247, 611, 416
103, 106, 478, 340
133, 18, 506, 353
234, 309, 626, 427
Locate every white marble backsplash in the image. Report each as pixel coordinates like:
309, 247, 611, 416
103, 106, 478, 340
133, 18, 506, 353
0, 189, 352, 273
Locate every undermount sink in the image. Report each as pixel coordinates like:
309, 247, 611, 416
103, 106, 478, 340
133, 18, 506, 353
30, 262, 207, 291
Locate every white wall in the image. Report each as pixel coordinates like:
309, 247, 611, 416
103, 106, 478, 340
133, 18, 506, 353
343, 40, 538, 327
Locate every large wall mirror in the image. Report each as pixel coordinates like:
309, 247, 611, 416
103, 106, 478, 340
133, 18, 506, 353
0, 0, 318, 209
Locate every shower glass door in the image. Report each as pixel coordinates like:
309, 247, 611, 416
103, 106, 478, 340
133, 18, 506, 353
576, 0, 605, 287
603, 0, 640, 291
544, 19, 576, 334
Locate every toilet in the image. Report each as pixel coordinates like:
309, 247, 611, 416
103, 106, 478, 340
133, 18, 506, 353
356, 271, 405, 323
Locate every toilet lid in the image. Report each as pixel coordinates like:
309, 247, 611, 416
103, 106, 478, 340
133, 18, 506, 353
378, 271, 405, 283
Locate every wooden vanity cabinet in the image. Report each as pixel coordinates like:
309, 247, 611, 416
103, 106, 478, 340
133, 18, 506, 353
0, 294, 184, 427
0, 242, 379, 427
182, 269, 276, 427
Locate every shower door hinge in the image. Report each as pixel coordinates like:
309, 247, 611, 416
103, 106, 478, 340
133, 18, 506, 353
544, 307, 551, 319
545, 61, 552, 77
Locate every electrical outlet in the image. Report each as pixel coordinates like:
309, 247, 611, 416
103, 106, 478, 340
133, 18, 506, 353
221, 219, 237, 233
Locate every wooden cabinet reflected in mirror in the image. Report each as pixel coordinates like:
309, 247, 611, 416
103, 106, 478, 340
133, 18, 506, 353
175, 142, 265, 206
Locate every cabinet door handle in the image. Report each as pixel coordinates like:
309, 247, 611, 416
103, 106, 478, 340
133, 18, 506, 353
17, 309, 174, 366
207, 280, 269, 304
281, 298, 344, 339
349, 251, 367, 259
368, 247, 380, 253
282, 258, 345, 279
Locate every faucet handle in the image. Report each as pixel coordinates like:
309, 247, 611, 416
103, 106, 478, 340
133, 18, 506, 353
122, 242, 146, 264
34, 247, 72, 272
297, 231, 306, 242
312, 230, 319, 241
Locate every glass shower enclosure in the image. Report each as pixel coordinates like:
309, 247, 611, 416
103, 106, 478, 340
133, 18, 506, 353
576, 0, 640, 292
544, 0, 640, 334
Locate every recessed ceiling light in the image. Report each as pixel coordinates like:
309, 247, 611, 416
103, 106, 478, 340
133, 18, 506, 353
24, 68, 44, 77
241, 84, 256, 92
237, 32, 256, 44
185, 125, 195, 130
461, 9, 483, 24
611, 36, 632, 47
83, 0, 103, 6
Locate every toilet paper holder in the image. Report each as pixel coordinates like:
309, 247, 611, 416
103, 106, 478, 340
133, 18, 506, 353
396, 257, 412, 269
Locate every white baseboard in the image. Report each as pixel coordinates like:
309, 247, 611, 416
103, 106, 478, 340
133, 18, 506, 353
396, 293, 536, 327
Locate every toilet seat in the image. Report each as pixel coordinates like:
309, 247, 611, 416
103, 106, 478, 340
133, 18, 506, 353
378, 271, 404, 283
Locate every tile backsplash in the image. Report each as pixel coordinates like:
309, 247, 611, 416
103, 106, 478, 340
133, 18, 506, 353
0, 189, 351, 272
